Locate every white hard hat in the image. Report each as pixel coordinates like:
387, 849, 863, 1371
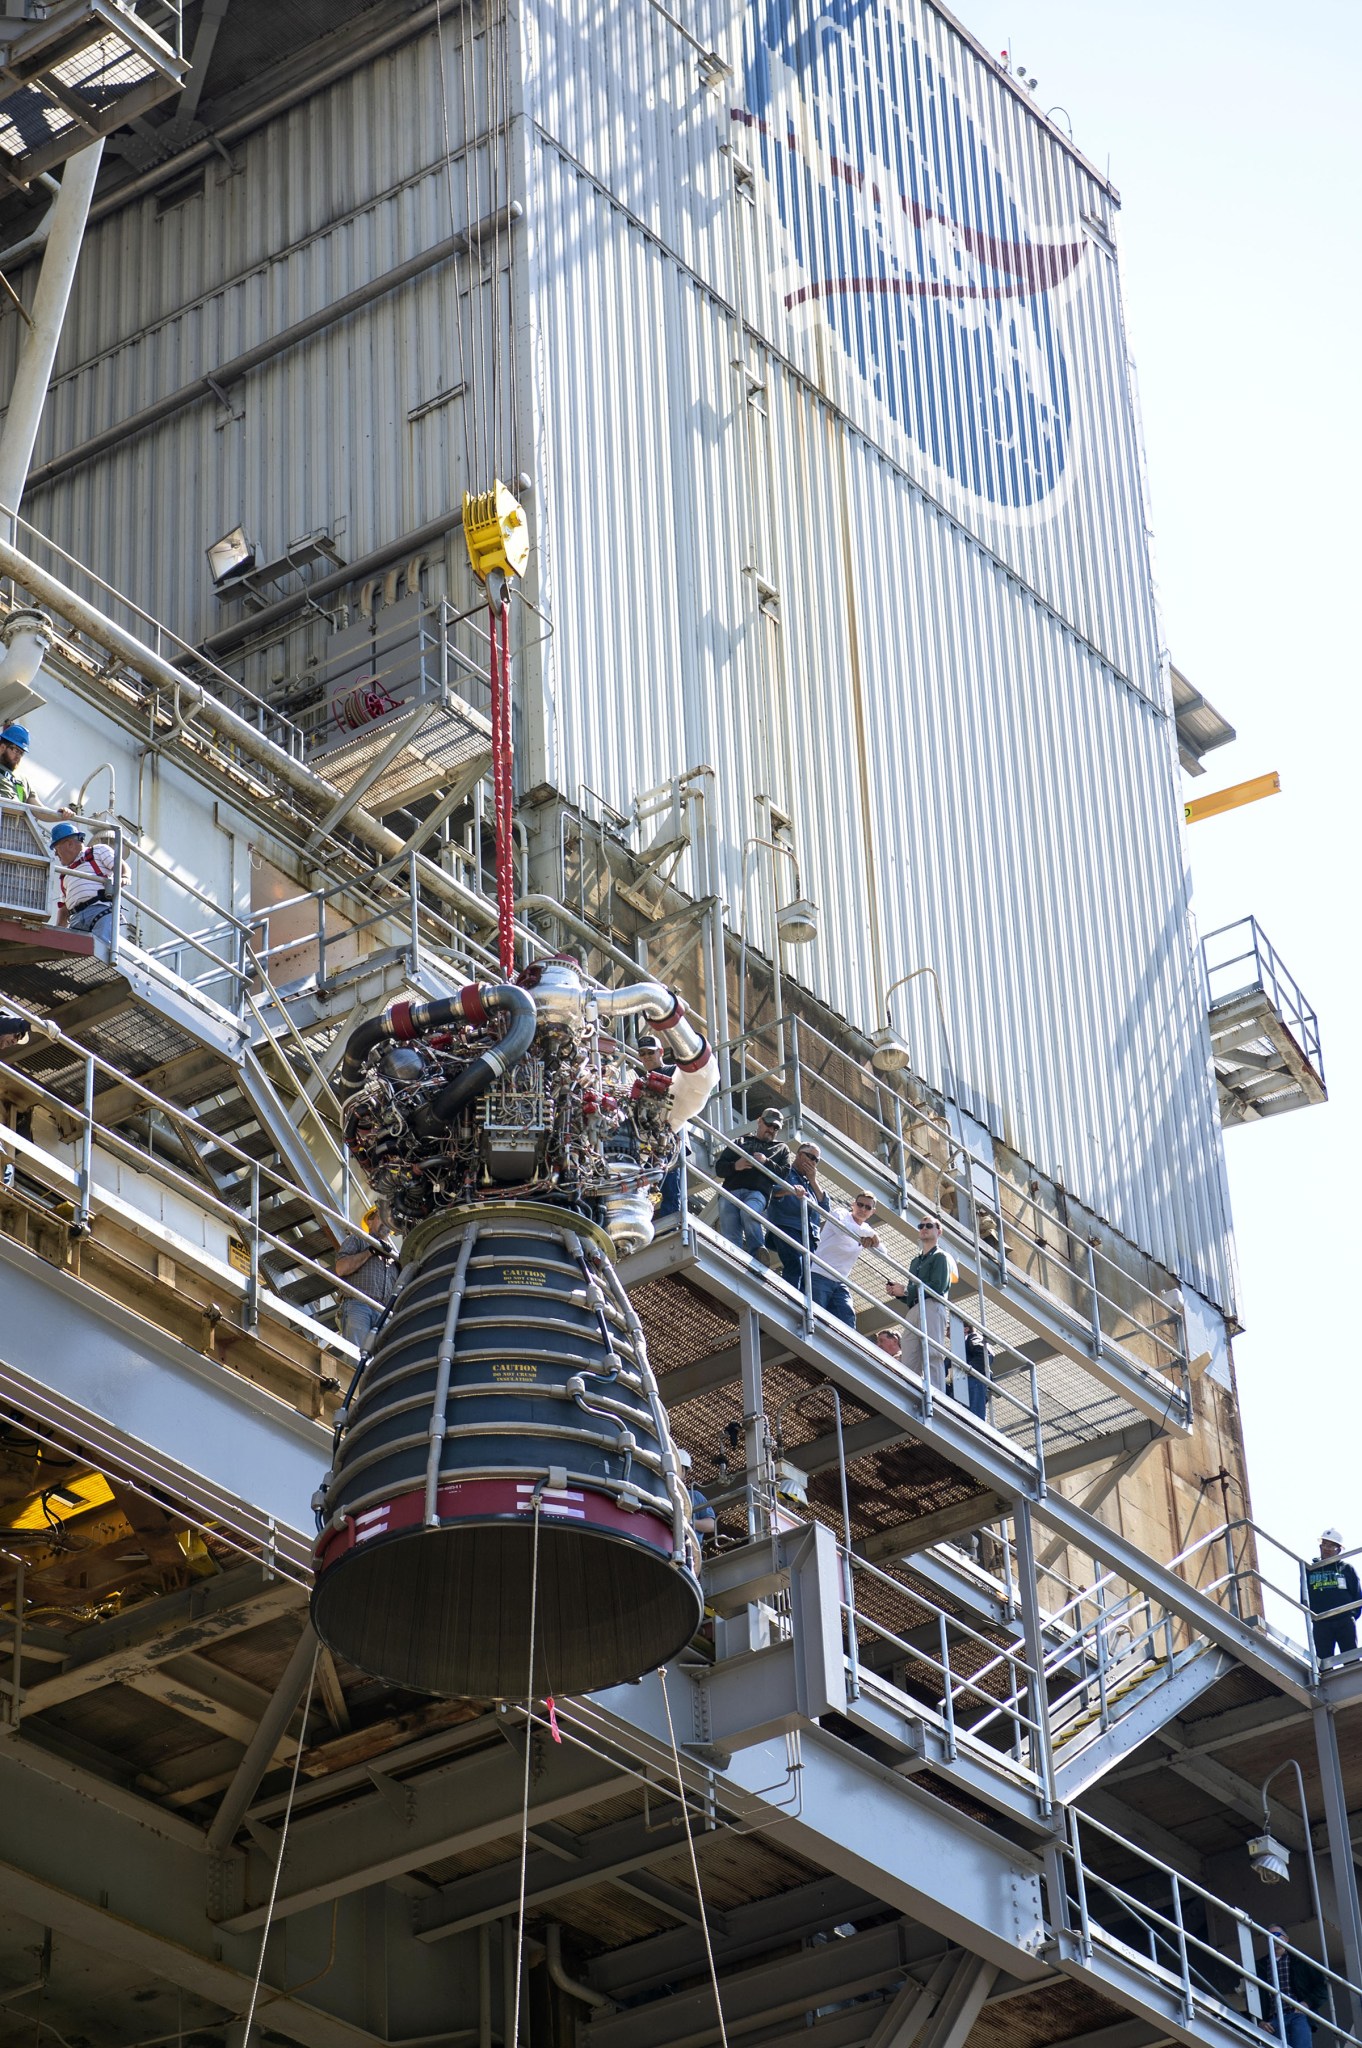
1322, 1528, 1344, 1546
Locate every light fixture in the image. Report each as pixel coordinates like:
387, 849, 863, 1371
870, 1025, 912, 1074
776, 897, 819, 945
206, 526, 256, 587
1248, 1832, 1291, 1884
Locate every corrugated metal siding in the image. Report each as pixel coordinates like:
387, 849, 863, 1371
524, 0, 1164, 703
520, 0, 1235, 1311
2, 17, 511, 645
0, 0, 1235, 1306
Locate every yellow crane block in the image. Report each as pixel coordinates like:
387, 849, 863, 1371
1185, 771, 1280, 825
463, 480, 530, 583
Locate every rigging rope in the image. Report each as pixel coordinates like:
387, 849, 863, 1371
489, 590, 516, 972
511, 1495, 544, 2048
659, 1665, 732, 2048
431, 0, 473, 484
240, 1639, 321, 2046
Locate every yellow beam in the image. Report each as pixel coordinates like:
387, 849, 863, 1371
1185, 772, 1280, 825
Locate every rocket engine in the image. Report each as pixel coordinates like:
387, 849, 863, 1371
311, 957, 720, 1698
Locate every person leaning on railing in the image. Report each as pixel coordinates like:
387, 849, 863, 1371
767, 1139, 831, 1290
887, 1215, 952, 1393
811, 1191, 880, 1326
714, 1108, 791, 1258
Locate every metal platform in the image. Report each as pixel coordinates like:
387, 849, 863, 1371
1204, 917, 1326, 1123
0, 0, 186, 188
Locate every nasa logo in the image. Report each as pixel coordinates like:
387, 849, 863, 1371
738, 0, 1088, 513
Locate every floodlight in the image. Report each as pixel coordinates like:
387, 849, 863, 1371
1248, 1833, 1291, 1884
870, 1026, 912, 1074
206, 527, 256, 587
776, 897, 819, 944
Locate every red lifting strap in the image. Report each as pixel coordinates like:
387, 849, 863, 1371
488, 599, 516, 976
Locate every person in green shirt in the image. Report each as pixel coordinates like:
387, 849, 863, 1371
887, 1216, 952, 1394
0, 723, 33, 803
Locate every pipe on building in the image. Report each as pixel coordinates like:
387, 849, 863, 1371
0, 141, 105, 517
0, 532, 496, 931
201, 508, 471, 659
544, 1924, 610, 2009
26, 202, 522, 498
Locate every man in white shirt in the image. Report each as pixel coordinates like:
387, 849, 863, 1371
811, 1191, 880, 1327
51, 821, 123, 946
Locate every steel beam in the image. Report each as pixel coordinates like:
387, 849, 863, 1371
585, 1875, 880, 2000
1313, 1703, 1362, 2022
580, 1682, 1048, 1975
1053, 1649, 1234, 1803
914, 1954, 997, 2048
1107, 1696, 1308, 1781
865, 1954, 956, 2048
206, 1623, 319, 1853
0, 1229, 327, 1540
579, 1920, 921, 2048
217, 1732, 637, 1933
414, 1803, 691, 1942
9, 1564, 305, 1717
0, 1746, 383, 2048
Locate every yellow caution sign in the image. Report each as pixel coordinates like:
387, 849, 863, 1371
463, 480, 529, 583
1185, 771, 1280, 825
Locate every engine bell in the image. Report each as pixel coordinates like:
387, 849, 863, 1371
312, 1204, 702, 1697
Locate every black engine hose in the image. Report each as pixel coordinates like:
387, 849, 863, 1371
338, 984, 537, 1129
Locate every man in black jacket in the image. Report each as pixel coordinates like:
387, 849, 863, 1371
715, 1108, 791, 1256
768, 1140, 830, 1289
1253, 1926, 1326, 2048
1306, 1530, 1361, 1660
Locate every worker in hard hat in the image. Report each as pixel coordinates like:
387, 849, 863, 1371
1305, 1530, 1361, 1662
0, 723, 34, 804
50, 820, 126, 946
333, 1200, 400, 1358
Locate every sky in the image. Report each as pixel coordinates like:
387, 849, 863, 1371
959, 0, 1361, 1573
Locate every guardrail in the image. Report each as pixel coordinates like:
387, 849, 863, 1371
1058, 1805, 1356, 2045
0, 992, 369, 1364
715, 1010, 1190, 1404
677, 1121, 1048, 1473
1203, 915, 1324, 1082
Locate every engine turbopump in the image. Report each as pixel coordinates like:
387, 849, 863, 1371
337, 956, 717, 1250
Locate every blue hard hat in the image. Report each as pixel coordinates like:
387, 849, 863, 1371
0, 723, 29, 749
49, 820, 84, 846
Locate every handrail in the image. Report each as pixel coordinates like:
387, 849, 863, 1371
1202, 915, 1324, 1080
1061, 1806, 1360, 2046
838, 1542, 1047, 1786
715, 1011, 1190, 1398
681, 1123, 1046, 1468
0, 506, 305, 756
0, 992, 372, 1331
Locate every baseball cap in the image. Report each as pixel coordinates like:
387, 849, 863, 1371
759, 1108, 784, 1128
1, 723, 30, 749
638, 1034, 663, 1052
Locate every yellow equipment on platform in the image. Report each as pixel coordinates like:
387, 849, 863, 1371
462, 480, 529, 583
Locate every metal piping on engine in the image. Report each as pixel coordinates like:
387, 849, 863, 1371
593, 979, 719, 1128
338, 984, 536, 1108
